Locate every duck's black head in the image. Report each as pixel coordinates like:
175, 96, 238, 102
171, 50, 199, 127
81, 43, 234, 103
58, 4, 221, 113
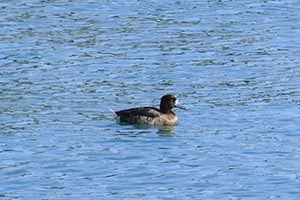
160, 94, 179, 113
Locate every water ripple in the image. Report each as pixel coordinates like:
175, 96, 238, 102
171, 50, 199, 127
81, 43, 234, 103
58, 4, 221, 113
1, 0, 300, 199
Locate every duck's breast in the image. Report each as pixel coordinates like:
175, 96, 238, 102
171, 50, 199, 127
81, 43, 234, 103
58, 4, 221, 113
158, 113, 178, 125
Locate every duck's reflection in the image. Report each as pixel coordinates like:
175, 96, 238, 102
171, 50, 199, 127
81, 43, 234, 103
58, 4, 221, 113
157, 125, 176, 135
132, 124, 176, 135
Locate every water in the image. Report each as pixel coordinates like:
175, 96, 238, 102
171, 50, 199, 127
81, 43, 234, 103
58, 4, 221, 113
1, 0, 300, 199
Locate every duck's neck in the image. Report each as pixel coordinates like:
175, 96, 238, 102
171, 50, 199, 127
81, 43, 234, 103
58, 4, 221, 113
160, 103, 171, 114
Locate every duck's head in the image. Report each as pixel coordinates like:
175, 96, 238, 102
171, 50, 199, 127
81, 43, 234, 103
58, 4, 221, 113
160, 94, 185, 113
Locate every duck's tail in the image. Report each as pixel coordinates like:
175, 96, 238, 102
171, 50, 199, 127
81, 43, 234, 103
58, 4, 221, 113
109, 108, 118, 117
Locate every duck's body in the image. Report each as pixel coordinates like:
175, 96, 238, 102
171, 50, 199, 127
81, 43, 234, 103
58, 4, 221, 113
115, 107, 178, 125
114, 94, 184, 126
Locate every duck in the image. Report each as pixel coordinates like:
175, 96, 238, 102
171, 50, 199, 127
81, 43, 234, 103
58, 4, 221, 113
112, 94, 185, 126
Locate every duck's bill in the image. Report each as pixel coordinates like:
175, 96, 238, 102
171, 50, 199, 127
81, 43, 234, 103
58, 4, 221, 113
174, 99, 186, 110
175, 104, 186, 110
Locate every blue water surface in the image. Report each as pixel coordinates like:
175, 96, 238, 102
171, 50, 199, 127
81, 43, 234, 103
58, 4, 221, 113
1, 0, 300, 199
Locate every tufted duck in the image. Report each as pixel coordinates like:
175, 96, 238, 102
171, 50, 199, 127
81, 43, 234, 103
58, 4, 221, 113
112, 94, 185, 126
